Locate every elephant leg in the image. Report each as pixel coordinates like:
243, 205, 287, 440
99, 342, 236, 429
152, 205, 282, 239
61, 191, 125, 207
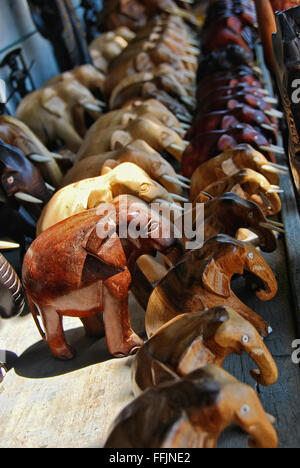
103, 283, 144, 358
80, 314, 105, 338
55, 120, 83, 153
40, 305, 75, 360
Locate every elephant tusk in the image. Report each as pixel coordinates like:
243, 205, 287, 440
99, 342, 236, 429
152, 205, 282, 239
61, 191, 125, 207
263, 97, 278, 105
177, 0, 194, 4
269, 162, 289, 172
82, 103, 102, 112
267, 219, 284, 228
181, 96, 196, 108
95, 99, 106, 107
168, 144, 186, 153
45, 183, 56, 192
180, 122, 191, 130
161, 175, 190, 189
50, 152, 64, 160
14, 192, 43, 204
178, 55, 198, 65
163, 8, 201, 25
187, 47, 200, 56
253, 66, 263, 76
29, 154, 53, 163
261, 165, 288, 176
169, 193, 189, 203
267, 189, 284, 194
265, 109, 284, 119
259, 145, 285, 155
0, 241, 20, 250
176, 174, 191, 183
176, 113, 193, 123
259, 222, 285, 234
171, 127, 186, 136
154, 199, 185, 211
267, 414, 276, 424
181, 70, 195, 79
261, 124, 277, 133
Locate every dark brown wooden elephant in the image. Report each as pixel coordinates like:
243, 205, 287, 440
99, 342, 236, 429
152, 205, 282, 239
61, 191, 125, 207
105, 365, 278, 448
22, 195, 182, 360
145, 234, 278, 338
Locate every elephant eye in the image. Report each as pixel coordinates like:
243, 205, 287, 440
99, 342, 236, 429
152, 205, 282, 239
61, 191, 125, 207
7, 176, 14, 185
242, 335, 250, 344
241, 405, 250, 416
248, 212, 254, 219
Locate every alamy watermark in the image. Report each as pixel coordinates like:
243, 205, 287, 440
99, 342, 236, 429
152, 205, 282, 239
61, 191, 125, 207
292, 339, 300, 365
95, 199, 204, 250
0, 79, 7, 104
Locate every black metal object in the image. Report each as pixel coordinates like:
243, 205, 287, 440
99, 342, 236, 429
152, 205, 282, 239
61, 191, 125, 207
80, 0, 101, 43
0, 48, 35, 99
27, 0, 92, 71
272, 6, 300, 198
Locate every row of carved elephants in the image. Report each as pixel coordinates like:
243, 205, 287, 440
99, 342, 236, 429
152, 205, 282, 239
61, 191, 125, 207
0, 0, 286, 449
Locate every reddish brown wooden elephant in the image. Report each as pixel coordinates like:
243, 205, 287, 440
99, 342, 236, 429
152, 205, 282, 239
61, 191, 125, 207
22, 195, 182, 360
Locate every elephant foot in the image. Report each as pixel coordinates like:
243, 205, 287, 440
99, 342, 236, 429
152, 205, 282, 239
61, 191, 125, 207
109, 333, 144, 358
51, 344, 76, 361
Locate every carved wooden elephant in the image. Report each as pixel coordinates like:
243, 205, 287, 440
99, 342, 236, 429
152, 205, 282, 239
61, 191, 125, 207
105, 365, 278, 448
0, 115, 63, 187
45, 64, 105, 97
198, 192, 278, 253
62, 139, 184, 196
0, 139, 51, 207
194, 168, 282, 216
132, 306, 278, 396
77, 116, 186, 162
145, 234, 278, 338
23, 195, 182, 359
37, 162, 181, 234
16, 80, 103, 153
190, 144, 281, 200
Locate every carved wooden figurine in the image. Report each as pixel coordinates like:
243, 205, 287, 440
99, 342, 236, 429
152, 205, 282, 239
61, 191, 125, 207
105, 365, 278, 448
62, 139, 184, 196
190, 144, 281, 201
77, 116, 186, 162
146, 234, 278, 338
0, 139, 51, 206
37, 162, 181, 234
16, 80, 103, 153
0, 115, 63, 187
198, 193, 278, 253
132, 306, 278, 396
23, 195, 182, 359
193, 168, 282, 217
0, 245, 25, 319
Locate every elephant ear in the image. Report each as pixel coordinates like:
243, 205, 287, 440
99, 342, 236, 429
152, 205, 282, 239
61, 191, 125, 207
202, 259, 231, 298
151, 360, 180, 386
41, 89, 66, 117
82, 227, 124, 284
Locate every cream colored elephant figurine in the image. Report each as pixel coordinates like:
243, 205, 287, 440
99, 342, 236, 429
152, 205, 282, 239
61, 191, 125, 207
37, 162, 181, 234
16, 80, 103, 153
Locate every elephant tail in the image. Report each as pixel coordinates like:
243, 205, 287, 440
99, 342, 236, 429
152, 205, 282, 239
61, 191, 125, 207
26, 293, 46, 340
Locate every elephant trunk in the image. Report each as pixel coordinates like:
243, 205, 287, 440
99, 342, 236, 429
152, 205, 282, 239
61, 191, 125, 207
248, 343, 278, 386
248, 418, 278, 449
245, 251, 278, 302
162, 241, 185, 268
0, 253, 25, 319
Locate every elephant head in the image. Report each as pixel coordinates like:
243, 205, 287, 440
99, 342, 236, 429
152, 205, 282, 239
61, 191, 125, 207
0, 139, 51, 206
145, 234, 278, 337
0, 246, 25, 319
105, 365, 278, 448
200, 192, 278, 253
133, 306, 278, 396
196, 168, 282, 216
